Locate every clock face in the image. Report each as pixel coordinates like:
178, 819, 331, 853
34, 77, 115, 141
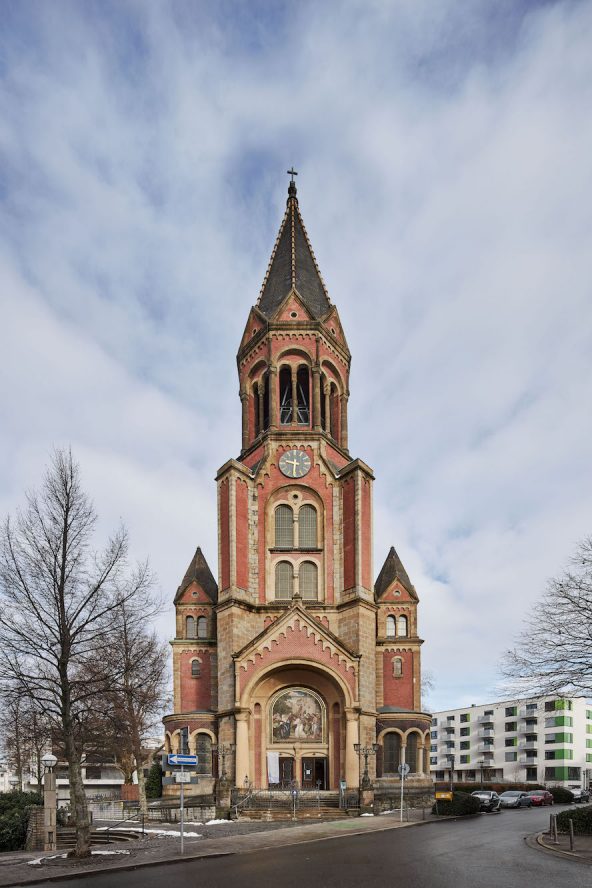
279, 449, 311, 479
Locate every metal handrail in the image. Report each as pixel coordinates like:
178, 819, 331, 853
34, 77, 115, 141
104, 810, 145, 844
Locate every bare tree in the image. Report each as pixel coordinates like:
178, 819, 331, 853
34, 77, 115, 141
98, 593, 169, 814
0, 690, 52, 791
421, 669, 435, 711
0, 450, 151, 857
501, 536, 592, 696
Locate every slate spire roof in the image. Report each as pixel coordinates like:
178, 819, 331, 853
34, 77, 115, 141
174, 546, 218, 603
375, 546, 418, 601
257, 181, 332, 320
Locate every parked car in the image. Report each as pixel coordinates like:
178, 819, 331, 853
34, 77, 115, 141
571, 788, 590, 804
526, 790, 554, 807
471, 791, 501, 813
499, 791, 532, 808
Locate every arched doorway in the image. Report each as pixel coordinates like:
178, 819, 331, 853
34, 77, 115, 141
241, 664, 350, 789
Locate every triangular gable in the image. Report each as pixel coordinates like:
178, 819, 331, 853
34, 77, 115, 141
375, 546, 418, 601
272, 289, 315, 323
238, 306, 267, 352
234, 603, 359, 702
174, 547, 218, 604
323, 307, 348, 350
380, 580, 416, 604
175, 581, 215, 605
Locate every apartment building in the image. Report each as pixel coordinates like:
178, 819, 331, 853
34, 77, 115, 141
430, 696, 592, 789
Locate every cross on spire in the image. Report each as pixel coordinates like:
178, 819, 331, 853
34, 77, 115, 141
287, 167, 298, 183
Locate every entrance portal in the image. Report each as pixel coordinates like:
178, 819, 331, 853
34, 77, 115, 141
279, 756, 295, 786
301, 757, 327, 789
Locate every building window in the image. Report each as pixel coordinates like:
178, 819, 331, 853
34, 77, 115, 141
275, 561, 293, 600
505, 706, 517, 717
197, 617, 207, 639
186, 616, 196, 638
505, 752, 517, 762
397, 615, 408, 637
406, 734, 418, 773
460, 713, 470, 723
298, 505, 317, 548
383, 733, 401, 775
279, 367, 293, 424
195, 734, 212, 776
275, 505, 294, 548
191, 660, 201, 678
296, 366, 310, 424
505, 722, 517, 731
392, 657, 403, 677
460, 727, 469, 737
299, 561, 318, 600
386, 615, 396, 638
526, 767, 537, 781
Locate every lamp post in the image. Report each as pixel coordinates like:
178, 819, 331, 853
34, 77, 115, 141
448, 753, 455, 793
353, 743, 379, 789
477, 758, 485, 790
41, 753, 58, 853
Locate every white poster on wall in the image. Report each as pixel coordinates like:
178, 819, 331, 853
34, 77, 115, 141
267, 751, 280, 784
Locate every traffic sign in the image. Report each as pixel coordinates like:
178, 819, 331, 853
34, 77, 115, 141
175, 772, 191, 783
398, 763, 410, 776
435, 791, 453, 801
168, 754, 198, 767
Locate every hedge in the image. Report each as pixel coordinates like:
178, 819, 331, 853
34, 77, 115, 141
432, 792, 481, 817
549, 787, 574, 804
556, 805, 592, 835
0, 792, 42, 852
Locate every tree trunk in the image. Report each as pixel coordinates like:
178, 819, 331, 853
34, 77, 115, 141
64, 732, 90, 857
136, 753, 148, 816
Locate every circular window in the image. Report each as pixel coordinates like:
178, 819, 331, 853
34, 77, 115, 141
290, 311, 298, 319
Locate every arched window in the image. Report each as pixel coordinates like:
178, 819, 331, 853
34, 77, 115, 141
191, 659, 201, 677
398, 615, 408, 637
275, 561, 293, 600
383, 733, 401, 775
195, 734, 212, 776
186, 616, 196, 638
253, 382, 260, 437
279, 367, 293, 424
320, 373, 327, 431
299, 561, 318, 600
393, 657, 403, 677
275, 505, 294, 548
406, 734, 418, 773
296, 366, 310, 425
330, 382, 339, 441
298, 504, 317, 548
262, 372, 270, 431
386, 615, 396, 638
197, 617, 207, 639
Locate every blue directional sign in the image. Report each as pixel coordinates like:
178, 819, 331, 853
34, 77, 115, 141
168, 754, 198, 767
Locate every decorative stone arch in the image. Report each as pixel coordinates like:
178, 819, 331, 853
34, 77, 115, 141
164, 731, 173, 753
248, 358, 269, 384
403, 727, 424, 775
275, 346, 313, 367
319, 358, 344, 394
239, 657, 356, 712
377, 728, 404, 776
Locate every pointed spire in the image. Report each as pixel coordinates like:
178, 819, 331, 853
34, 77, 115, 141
375, 546, 418, 600
174, 547, 218, 603
257, 178, 332, 320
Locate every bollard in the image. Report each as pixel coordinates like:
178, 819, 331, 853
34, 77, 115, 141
569, 818, 575, 852
551, 814, 559, 844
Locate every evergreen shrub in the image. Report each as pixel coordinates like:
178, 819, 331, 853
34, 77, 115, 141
431, 792, 481, 816
145, 762, 163, 799
0, 791, 42, 852
549, 787, 574, 804
556, 805, 592, 834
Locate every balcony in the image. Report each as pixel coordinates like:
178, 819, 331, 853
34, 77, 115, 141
476, 745, 495, 755
478, 729, 495, 739
519, 754, 537, 764
519, 741, 537, 751
439, 721, 455, 729
477, 715, 494, 725
519, 728, 538, 736
519, 707, 538, 719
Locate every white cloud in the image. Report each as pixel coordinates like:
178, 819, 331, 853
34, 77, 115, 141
1, 0, 591, 709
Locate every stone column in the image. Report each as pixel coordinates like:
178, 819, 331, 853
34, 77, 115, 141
235, 712, 250, 787
340, 391, 349, 450
324, 385, 331, 437
240, 390, 249, 450
269, 366, 278, 429
312, 366, 322, 431
291, 366, 298, 424
345, 710, 359, 787
43, 769, 57, 852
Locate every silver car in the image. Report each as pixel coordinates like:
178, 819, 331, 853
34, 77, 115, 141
499, 791, 532, 808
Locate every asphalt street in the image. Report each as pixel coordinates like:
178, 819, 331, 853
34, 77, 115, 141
30, 805, 588, 888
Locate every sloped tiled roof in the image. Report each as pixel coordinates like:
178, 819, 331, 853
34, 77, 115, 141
174, 547, 218, 604
375, 546, 418, 601
257, 183, 332, 320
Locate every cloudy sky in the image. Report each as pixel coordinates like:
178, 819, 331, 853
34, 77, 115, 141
1, 0, 591, 712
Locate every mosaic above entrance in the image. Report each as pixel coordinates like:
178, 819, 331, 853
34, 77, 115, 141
270, 688, 325, 743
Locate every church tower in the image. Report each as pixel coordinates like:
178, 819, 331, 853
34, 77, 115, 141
163, 178, 432, 802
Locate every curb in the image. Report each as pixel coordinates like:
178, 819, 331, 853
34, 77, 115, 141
4, 816, 452, 886
524, 831, 592, 864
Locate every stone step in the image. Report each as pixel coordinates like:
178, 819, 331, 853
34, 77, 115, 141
56, 829, 139, 849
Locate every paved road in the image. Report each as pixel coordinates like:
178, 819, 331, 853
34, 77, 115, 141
31, 805, 589, 888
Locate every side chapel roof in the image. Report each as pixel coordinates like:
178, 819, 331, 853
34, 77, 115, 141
174, 547, 218, 604
374, 546, 418, 601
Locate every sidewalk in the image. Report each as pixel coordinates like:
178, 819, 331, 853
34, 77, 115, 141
0, 812, 438, 886
530, 829, 592, 863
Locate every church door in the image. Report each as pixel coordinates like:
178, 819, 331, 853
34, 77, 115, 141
301, 757, 327, 789
279, 757, 294, 786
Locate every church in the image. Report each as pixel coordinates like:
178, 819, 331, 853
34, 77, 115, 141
163, 177, 432, 805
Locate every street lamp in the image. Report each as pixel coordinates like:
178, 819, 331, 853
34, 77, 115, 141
448, 754, 455, 793
354, 743, 379, 789
477, 758, 485, 790
41, 753, 58, 853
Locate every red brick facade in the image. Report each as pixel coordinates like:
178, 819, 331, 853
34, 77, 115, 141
163, 184, 432, 794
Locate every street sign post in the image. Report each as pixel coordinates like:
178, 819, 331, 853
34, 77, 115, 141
398, 763, 410, 822
168, 754, 198, 767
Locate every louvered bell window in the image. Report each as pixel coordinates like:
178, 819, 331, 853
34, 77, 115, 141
298, 504, 317, 548
275, 505, 294, 548
299, 562, 318, 600
275, 562, 293, 600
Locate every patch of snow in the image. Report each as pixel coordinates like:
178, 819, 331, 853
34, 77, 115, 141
91, 850, 131, 856
205, 819, 233, 825
360, 813, 374, 817
28, 854, 67, 866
